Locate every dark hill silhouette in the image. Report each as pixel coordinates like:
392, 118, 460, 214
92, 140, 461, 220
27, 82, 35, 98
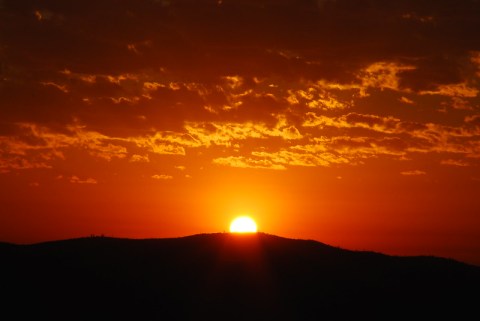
1, 233, 479, 320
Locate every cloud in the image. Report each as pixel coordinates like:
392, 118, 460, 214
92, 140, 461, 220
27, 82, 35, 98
301, 109, 480, 167
34, 9, 55, 22
40, 81, 69, 93
213, 156, 286, 170
420, 83, 478, 98
88, 143, 128, 161
286, 86, 351, 110
440, 159, 470, 167
0, 157, 51, 173
70, 176, 98, 184
126, 40, 152, 55
0, 123, 128, 171
329, 136, 407, 159
304, 110, 480, 141
447, 97, 474, 111
223, 76, 244, 89
400, 96, 415, 105
4, 104, 478, 175
359, 62, 416, 93
0, 118, 300, 173
400, 170, 426, 176
129, 154, 150, 162
213, 140, 351, 170
151, 174, 173, 180
183, 119, 302, 147
401, 12, 435, 23
471, 51, 480, 77
128, 131, 196, 155
1, 0, 480, 177
252, 149, 349, 167
303, 112, 402, 134
465, 115, 480, 126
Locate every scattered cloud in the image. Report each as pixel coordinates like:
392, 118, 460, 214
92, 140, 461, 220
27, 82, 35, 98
400, 96, 415, 105
471, 51, 480, 77
440, 159, 470, 167
252, 149, 349, 167
0, 156, 51, 173
303, 112, 402, 134
1, 1, 480, 177
400, 170, 426, 176
152, 174, 173, 180
213, 156, 286, 170
184, 119, 302, 147
286, 86, 351, 110
130, 154, 150, 162
126, 40, 152, 55
448, 97, 474, 111
70, 176, 98, 184
40, 81, 69, 93
420, 83, 478, 98
465, 115, 480, 125
223, 76, 244, 89
34, 9, 55, 21
359, 62, 416, 93
401, 12, 435, 23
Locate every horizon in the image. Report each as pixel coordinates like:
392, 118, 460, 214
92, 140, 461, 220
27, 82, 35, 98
2, 230, 478, 267
1, 0, 480, 267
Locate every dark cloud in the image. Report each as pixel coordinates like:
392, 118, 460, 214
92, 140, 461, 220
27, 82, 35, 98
2, 0, 479, 79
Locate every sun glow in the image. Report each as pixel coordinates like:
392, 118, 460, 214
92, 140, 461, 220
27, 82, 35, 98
229, 216, 258, 233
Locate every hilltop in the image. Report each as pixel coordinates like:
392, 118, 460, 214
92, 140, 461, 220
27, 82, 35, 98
1, 233, 478, 320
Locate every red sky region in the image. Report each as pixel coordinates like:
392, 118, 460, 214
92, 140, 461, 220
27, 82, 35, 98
1, 0, 480, 265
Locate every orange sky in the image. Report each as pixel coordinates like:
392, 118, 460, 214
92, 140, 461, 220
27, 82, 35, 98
1, 0, 480, 265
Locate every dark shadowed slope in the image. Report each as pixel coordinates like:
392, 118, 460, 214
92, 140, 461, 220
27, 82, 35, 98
1, 233, 479, 321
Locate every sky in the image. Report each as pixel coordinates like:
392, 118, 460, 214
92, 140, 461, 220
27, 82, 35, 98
1, 0, 480, 265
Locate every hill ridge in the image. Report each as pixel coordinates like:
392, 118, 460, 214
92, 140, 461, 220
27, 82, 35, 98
2, 232, 479, 320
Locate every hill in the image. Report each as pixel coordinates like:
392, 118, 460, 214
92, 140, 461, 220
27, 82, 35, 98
1, 233, 479, 320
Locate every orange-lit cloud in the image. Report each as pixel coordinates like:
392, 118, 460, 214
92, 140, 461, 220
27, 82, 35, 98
286, 87, 351, 110
471, 51, 480, 77
0, 123, 128, 171
400, 170, 426, 176
213, 156, 286, 170
184, 119, 302, 147
40, 81, 69, 93
465, 115, 480, 125
129, 154, 150, 162
440, 159, 470, 167
359, 62, 416, 93
0, 157, 51, 173
152, 174, 173, 180
253, 148, 349, 167
303, 112, 402, 134
70, 176, 98, 184
34, 9, 54, 21
420, 83, 478, 98
400, 96, 415, 105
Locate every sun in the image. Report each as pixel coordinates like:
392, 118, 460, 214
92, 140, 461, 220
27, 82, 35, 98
229, 216, 258, 233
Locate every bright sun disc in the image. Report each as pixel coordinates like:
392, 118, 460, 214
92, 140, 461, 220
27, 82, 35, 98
229, 216, 257, 233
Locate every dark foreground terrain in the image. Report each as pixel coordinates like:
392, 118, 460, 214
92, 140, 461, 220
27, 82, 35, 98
1, 233, 479, 320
